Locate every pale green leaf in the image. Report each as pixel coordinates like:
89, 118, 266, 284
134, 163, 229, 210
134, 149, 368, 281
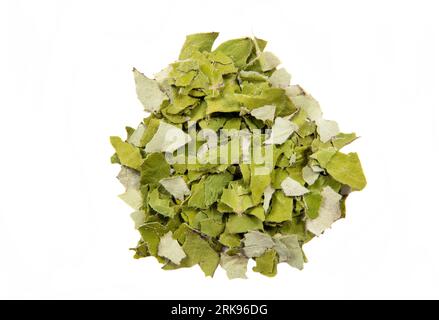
148, 188, 175, 217
226, 214, 263, 234
140, 153, 170, 185
281, 177, 309, 196
258, 52, 281, 72
119, 188, 142, 210
182, 231, 220, 277
159, 176, 191, 201
117, 166, 140, 190
304, 192, 322, 220
110, 136, 143, 170
214, 38, 253, 67
220, 254, 248, 279
265, 191, 293, 223
263, 185, 275, 213
269, 68, 291, 88
158, 231, 187, 265
250, 105, 276, 122
133, 68, 168, 113
265, 117, 298, 145
242, 231, 274, 258
127, 123, 147, 147
273, 234, 304, 270
326, 152, 367, 190
130, 210, 145, 229
290, 95, 322, 122
144, 121, 191, 153
179, 32, 219, 60
317, 119, 340, 143
253, 249, 278, 277
306, 186, 342, 235
302, 166, 319, 186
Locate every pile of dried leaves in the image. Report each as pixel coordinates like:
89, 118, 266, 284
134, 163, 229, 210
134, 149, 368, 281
110, 32, 366, 278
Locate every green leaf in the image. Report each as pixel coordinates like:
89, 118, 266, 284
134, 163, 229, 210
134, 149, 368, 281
133, 68, 168, 113
258, 52, 281, 72
140, 153, 170, 185
159, 176, 191, 201
214, 38, 253, 67
290, 94, 322, 122
117, 166, 140, 190
273, 234, 304, 270
158, 231, 186, 265
127, 123, 147, 147
317, 119, 340, 143
220, 253, 248, 279
332, 132, 358, 150
138, 222, 167, 256
220, 189, 254, 214
265, 191, 293, 223
144, 121, 191, 153
110, 136, 143, 170
250, 170, 271, 204
247, 206, 266, 221
187, 180, 207, 209
204, 172, 233, 206
280, 177, 309, 196
182, 231, 220, 277
148, 188, 175, 217
302, 166, 319, 186
253, 249, 278, 277
250, 105, 276, 122
219, 232, 242, 248
304, 192, 322, 220
226, 214, 263, 234
242, 231, 274, 258
130, 210, 145, 229
119, 188, 142, 210
179, 32, 219, 60
310, 147, 337, 168
269, 68, 291, 88
306, 186, 342, 235
326, 152, 367, 190
265, 117, 298, 145
199, 208, 225, 237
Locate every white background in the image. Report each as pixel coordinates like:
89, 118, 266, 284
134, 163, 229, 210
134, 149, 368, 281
1, 0, 438, 299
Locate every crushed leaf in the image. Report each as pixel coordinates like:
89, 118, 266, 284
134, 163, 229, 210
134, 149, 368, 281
111, 32, 366, 278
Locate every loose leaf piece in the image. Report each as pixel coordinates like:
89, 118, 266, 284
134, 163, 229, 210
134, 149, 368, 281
220, 254, 248, 279
158, 231, 186, 265
133, 68, 168, 113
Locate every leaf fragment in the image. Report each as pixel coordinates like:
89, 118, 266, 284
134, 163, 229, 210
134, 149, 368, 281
110, 136, 143, 170
179, 32, 219, 60
133, 68, 168, 113
317, 119, 340, 143
144, 121, 191, 153
265, 117, 298, 145
159, 176, 191, 201
220, 254, 248, 279
182, 231, 220, 277
326, 152, 367, 190
250, 105, 276, 122
242, 231, 275, 258
253, 249, 278, 277
273, 234, 304, 270
158, 231, 187, 265
306, 186, 342, 235
281, 177, 309, 196
269, 68, 291, 88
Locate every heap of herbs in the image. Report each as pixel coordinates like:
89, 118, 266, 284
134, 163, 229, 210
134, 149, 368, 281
110, 33, 366, 278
